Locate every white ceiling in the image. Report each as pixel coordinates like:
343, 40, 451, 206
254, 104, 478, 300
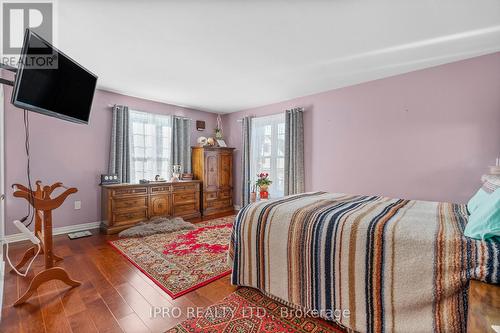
55, 0, 500, 113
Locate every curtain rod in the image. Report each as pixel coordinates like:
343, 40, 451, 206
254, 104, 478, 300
236, 107, 305, 122
108, 104, 193, 121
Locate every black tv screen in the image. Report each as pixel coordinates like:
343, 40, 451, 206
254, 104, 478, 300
11, 30, 98, 124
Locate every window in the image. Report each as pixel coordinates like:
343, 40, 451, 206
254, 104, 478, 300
250, 113, 285, 198
129, 110, 172, 183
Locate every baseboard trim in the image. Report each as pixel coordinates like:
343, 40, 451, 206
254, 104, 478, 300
4, 221, 101, 244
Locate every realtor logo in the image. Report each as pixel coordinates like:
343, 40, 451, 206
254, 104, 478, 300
2, 1, 53, 55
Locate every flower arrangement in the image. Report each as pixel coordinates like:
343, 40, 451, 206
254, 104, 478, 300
215, 128, 223, 139
255, 172, 272, 188
215, 114, 223, 139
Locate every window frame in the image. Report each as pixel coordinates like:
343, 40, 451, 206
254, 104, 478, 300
129, 110, 172, 183
250, 113, 286, 199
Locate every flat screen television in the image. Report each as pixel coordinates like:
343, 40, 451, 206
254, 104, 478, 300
11, 29, 98, 124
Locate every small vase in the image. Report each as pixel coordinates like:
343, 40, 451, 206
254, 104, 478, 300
259, 185, 268, 192
260, 190, 269, 199
250, 192, 257, 203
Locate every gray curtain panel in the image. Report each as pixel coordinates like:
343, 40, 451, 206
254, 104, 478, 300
284, 107, 305, 195
241, 116, 252, 206
109, 105, 131, 183
172, 116, 192, 173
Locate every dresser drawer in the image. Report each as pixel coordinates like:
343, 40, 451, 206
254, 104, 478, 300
111, 187, 148, 197
112, 196, 147, 211
205, 191, 218, 201
150, 185, 171, 194
173, 192, 197, 205
219, 190, 232, 199
113, 209, 147, 225
173, 203, 199, 217
172, 183, 199, 193
207, 199, 232, 209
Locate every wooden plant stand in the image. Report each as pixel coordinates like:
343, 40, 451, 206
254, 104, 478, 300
11, 181, 81, 306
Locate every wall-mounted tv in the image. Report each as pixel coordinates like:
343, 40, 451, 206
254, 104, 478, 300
11, 29, 98, 124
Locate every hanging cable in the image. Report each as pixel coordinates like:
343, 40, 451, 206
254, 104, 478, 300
20, 109, 35, 228
4, 241, 41, 277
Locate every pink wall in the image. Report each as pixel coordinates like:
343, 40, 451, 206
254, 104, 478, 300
3, 52, 499, 235
223, 52, 500, 206
3, 85, 218, 235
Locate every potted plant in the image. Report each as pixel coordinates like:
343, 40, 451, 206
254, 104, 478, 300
256, 173, 272, 199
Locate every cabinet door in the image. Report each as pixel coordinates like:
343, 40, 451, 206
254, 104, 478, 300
218, 152, 232, 189
149, 194, 171, 218
204, 151, 219, 191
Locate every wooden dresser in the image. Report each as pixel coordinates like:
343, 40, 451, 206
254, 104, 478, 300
468, 280, 500, 332
192, 147, 234, 216
100, 180, 201, 234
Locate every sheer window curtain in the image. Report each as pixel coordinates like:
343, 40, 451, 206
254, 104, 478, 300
129, 110, 172, 183
250, 113, 286, 199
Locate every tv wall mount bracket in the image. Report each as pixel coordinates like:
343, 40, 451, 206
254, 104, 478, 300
0, 62, 17, 86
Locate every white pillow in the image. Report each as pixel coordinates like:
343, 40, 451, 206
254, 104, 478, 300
480, 175, 500, 193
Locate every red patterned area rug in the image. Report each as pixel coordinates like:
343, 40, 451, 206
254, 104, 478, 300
109, 215, 234, 299
167, 287, 346, 333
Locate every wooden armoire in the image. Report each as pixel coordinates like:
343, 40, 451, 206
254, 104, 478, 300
192, 147, 234, 216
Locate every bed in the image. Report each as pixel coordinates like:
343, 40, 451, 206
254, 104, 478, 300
229, 192, 500, 333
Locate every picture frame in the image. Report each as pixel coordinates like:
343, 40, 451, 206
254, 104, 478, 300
196, 120, 206, 131
217, 139, 227, 147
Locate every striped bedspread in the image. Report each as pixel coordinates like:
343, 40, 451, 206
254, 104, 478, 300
229, 192, 500, 333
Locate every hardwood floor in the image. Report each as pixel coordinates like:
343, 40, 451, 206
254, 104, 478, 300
1, 213, 238, 333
